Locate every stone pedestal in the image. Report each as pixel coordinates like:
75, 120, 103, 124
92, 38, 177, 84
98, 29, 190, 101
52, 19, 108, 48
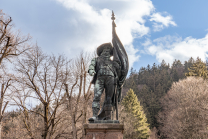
84, 123, 124, 139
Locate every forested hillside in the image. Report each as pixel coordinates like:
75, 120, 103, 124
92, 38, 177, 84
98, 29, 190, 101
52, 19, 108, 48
123, 57, 206, 130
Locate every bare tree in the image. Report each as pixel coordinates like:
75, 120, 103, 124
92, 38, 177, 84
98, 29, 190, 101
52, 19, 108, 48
0, 10, 31, 139
158, 77, 208, 139
148, 127, 158, 139
80, 53, 92, 138
64, 52, 93, 139
0, 10, 31, 65
1, 110, 30, 138
0, 69, 11, 139
0, 45, 94, 139
0, 9, 95, 139
13, 46, 70, 139
119, 105, 137, 139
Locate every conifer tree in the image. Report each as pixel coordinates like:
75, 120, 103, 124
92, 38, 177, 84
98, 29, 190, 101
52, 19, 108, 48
184, 57, 194, 73
185, 57, 208, 79
172, 69, 179, 82
122, 89, 150, 139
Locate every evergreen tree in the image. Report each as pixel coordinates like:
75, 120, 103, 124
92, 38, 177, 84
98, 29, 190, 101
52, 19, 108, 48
172, 69, 179, 82
160, 60, 169, 70
122, 89, 150, 139
184, 57, 194, 73
185, 57, 208, 79
147, 64, 151, 72
130, 67, 137, 75
172, 59, 183, 68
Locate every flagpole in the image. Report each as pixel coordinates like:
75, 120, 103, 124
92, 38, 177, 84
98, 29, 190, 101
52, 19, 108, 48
112, 11, 119, 120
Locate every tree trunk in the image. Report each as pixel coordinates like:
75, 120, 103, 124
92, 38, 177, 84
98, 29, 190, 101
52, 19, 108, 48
72, 114, 77, 139
0, 121, 2, 139
43, 103, 49, 139
82, 72, 87, 139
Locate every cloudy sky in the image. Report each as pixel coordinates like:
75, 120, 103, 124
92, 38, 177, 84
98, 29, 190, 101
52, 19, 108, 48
1, 0, 208, 71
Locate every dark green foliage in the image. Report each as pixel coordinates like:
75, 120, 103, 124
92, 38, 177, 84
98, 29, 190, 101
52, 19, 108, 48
172, 59, 183, 68
172, 69, 179, 82
184, 57, 194, 73
123, 57, 195, 129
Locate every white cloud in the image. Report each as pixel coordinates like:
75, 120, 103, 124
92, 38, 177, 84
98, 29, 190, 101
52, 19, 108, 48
55, 0, 176, 68
125, 44, 140, 68
150, 12, 177, 32
144, 34, 208, 64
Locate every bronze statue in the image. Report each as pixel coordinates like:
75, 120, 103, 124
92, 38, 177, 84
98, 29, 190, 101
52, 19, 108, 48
88, 11, 129, 122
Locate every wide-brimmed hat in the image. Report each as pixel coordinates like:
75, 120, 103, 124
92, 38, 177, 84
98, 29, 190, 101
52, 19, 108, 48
97, 42, 113, 56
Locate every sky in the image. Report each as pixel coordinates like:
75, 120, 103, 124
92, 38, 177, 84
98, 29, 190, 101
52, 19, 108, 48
1, 0, 208, 72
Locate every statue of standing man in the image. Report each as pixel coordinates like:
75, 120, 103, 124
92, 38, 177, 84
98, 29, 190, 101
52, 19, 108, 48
88, 11, 129, 122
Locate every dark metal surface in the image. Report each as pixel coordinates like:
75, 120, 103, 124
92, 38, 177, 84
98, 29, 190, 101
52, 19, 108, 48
88, 11, 129, 122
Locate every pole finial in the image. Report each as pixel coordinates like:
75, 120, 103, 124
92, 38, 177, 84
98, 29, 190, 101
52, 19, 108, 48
111, 10, 115, 21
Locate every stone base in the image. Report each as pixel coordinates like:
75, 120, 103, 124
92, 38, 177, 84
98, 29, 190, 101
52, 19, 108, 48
84, 123, 124, 139
89, 120, 119, 124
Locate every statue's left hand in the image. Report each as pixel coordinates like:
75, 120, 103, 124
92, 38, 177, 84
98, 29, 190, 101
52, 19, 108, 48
89, 70, 96, 76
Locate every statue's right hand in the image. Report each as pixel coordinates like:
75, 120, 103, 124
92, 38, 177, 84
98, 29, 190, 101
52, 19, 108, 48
89, 70, 96, 76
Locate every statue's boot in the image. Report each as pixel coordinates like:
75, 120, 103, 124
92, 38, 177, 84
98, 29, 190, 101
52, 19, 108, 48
88, 108, 99, 122
104, 105, 113, 120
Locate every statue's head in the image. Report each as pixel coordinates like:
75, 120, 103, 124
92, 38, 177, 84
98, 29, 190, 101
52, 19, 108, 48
97, 43, 113, 57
